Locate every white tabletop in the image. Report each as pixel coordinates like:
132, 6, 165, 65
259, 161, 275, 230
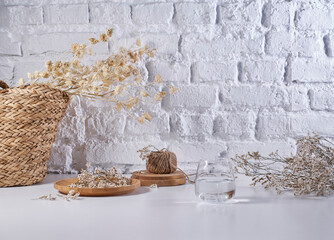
0, 174, 333, 240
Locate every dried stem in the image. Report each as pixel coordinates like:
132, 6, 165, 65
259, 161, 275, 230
19, 28, 177, 124
231, 134, 334, 196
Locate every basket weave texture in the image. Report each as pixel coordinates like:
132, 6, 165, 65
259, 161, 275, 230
0, 80, 70, 187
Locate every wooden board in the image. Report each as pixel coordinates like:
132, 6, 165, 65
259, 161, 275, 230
54, 178, 140, 197
131, 170, 186, 187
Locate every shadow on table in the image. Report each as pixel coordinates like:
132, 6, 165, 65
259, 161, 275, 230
121, 187, 150, 196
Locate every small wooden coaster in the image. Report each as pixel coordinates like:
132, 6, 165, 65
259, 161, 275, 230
131, 170, 186, 187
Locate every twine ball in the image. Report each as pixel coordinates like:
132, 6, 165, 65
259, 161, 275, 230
146, 150, 177, 174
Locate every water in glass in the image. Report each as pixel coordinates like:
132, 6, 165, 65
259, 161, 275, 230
195, 158, 236, 203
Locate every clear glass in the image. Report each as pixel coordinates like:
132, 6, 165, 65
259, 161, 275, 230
195, 157, 236, 203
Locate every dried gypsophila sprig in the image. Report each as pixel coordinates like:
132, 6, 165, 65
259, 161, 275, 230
69, 163, 130, 188
57, 190, 80, 201
19, 28, 177, 125
137, 145, 162, 161
231, 134, 334, 196
35, 190, 80, 201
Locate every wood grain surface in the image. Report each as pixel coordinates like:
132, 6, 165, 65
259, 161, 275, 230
54, 178, 140, 196
131, 170, 186, 187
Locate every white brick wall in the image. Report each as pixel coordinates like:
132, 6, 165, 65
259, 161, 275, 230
44, 4, 89, 24
0, 0, 334, 174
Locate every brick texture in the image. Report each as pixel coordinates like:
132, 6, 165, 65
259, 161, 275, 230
0, 0, 333, 173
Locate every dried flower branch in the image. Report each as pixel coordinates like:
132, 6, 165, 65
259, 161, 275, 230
20, 28, 177, 124
35, 190, 80, 201
69, 163, 130, 188
57, 190, 80, 201
137, 145, 161, 161
36, 194, 57, 201
232, 135, 334, 196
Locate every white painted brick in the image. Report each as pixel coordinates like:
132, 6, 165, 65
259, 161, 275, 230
4, 6, 43, 25
242, 60, 285, 83
292, 59, 334, 83
326, 32, 334, 57
308, 85, 334, 111
70, 144, 87, 171
13, 61, 44, 80
0, 7, 10, 29
287, 85, 309, 111
54, 97, 85, 145
228, 140, 296, 158
146, 61, 190, 83
256, 109, 289, 141
90, 3, 131, 24
171, 114, 213, 137
0, 64, 14, 81
142, 34, 179, 56
175, 3, 215, 25
218, 1, 261, 24
47, 0, 87, 4
22, 33, 108, 55
221, 86, 287, 110
166, 85, 217, 109
271, 1, 292, 26
294, 31, 324, 58
169, 142, 227, 163
0, 33, 21, 56
132, 3, 173, 25
1, 0, 334, 174
86, 114, 126, 140
125, 112, 169, 135
48, 145, 73, 173
86, 140, 167, 165
213, 112, 256, 140
297, 6, 334, 30
265, 29, 292, 57
1, 0, 44, 5
56, 115, 86, 144
182, 33, 264, 61
290, 113, 334, 137
44, 4, 89, 24
192, 62, 236, 83
109, 34, 179, 56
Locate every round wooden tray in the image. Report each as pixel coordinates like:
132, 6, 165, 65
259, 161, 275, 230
54, 178, 140, 196
131, 170, 186, 187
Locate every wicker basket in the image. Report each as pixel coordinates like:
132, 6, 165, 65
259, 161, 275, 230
0, 80, 70, 187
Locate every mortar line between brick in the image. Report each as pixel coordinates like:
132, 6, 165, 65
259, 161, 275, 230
323, 34, 332, 57
172, 3, 176, 23
129, 5, 133, 20
254, 110, 261, 141
42, 5, 45, 24
215, 4, 220, 24
178, 35, 182, 54
88, 3, 91, 23
190, 63, 194, 83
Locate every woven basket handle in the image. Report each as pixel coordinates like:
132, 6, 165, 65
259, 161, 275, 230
0, 80, 9, 89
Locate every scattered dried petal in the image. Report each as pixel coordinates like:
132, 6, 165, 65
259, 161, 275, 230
106, 28, 113, 37
140, 90, 149, 97
154, 91, 166, 102
19, 78, 24, 86
154, 74, 162, 83
138, 116, 145, 124
99, 33, 108, 42
136, 38, 141, 47
88, 38, 99, 45
143, 112, 152, 120
169, 86, 178, 94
